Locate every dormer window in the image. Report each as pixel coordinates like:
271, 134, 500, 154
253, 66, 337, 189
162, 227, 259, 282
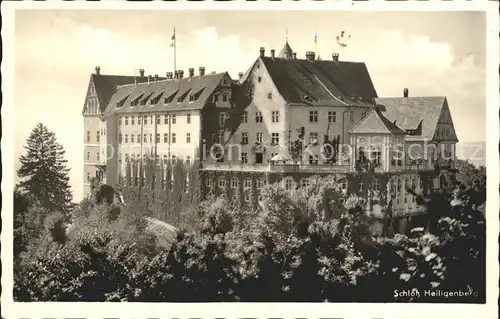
131, 94, 144, 107
177, 89, 191, 103
140, 93, 153, 106
150, 92, 164, 105
163, 90, 178, 104
189, 95, 195, 102
222, 94, 228, 102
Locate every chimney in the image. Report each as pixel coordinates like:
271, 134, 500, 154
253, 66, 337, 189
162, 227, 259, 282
199, 66, 205, 76
189, 68, 194, 78
95, 66, 101, 75
259, 47, 265, 58
293, 52, 297, 60
270, 49, 275, 58
404, 88, 409, 98
154, 74, 159, 81
178, 70, 184, 79
238, 72, 243, 79
332, 53, 339, 63
305, 51, 315, 62
139, 69, 145, 78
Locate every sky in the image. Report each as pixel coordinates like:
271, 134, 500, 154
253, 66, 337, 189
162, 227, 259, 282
14, 10, 486, 202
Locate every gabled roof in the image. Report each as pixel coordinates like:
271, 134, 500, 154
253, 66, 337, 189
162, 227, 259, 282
373, 97, 447, 140
278, 41, 294, 59
104, 73, 228, 116
260, 55, 378, 106
349, 109, 406, 135
90, 74, 163, 113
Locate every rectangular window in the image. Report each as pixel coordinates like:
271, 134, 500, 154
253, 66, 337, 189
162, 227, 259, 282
156, 133, 160, 143
125, 153, 129, 163
125, 134, 129, 143
171, 114, 176, 124
284, 179, 293, 191
219, 112, 226, 125
187, 114, 191, 124
186, 133, 191, 143
143, 134, 147, 143
172, 133, 177, 143
125, 117, 129, 125
96, 131, 100, 143
87, 131, 91, 143
267, 92, 272, 99
256, 132, 263, 143
271, 133, 279, 145
241, 111, 248, 123
256, 178, 265, 190
328, 111, 337, 123
372, 179, 380, 191
218, 176, 226, 188
272, 111, 279, 123
309, 111, 318, 123
241, 132, 248, 144
149, 134, 153, 143
86, 152, 90, 161
96, 152, 100, 162
222, 94, 228, 102
131, 116, 135, 125
359, 181, 365, 192
255, 112, 263, 123
309, 132, 318, 144
164, 133, 169, 143
87, 172, 91, 182
231, 177, 239, 189
156, 116, 160, 124
144, 116, 148, 125
131, 134, 135, 143
186, 156, 191, 166
164, 115, 168, 124
241, 152, 248, 163
138, 116, 142, 125
300, 178, 310, 189
244, 177, 252, 189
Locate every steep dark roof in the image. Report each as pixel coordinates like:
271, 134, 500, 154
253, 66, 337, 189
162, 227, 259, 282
260, 56, 378, 106
374, 97, 446, 140
349, 109, 406, 135
104, 73, 227, 116
90, 73, 166, 113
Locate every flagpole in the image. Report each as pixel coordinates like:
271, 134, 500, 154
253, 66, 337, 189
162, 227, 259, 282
173, 27, 176, 74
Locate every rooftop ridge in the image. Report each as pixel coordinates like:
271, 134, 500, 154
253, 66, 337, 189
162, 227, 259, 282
115, 72, 225, 89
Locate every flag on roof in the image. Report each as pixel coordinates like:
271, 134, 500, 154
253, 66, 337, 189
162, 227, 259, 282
335, 30, 351, 48
170, 28, 176, 47
314, 32, 318, 53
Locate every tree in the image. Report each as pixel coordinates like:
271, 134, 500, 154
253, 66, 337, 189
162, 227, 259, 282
17, 123, 73, 213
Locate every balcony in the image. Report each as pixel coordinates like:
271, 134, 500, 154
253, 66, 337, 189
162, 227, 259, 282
201, 162, 351, 173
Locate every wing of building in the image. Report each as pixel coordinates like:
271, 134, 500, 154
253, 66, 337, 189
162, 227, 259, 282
82, 66, 233, 197
82, 42, 460, 235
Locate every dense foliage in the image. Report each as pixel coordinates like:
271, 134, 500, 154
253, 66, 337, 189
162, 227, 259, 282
14, 166, 486, 302
17, 123, 74, 213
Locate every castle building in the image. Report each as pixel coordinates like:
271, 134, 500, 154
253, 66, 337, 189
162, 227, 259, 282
82, 42, 458, 232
